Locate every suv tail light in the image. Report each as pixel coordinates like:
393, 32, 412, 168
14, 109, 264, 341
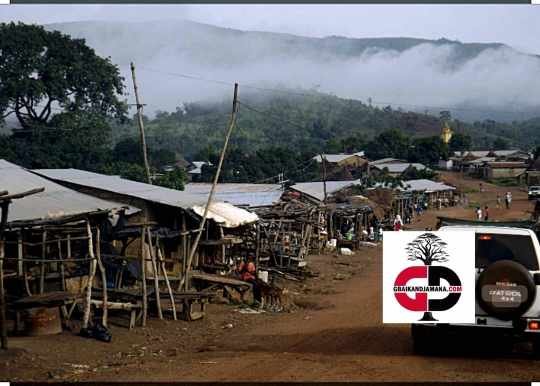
529, 320, 540, 330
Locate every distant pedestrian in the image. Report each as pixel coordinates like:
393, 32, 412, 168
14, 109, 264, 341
476, 206, 482, 220
393, 215, 403, 231
479, 183, 484, 193
496, 194, 501, 209
505, 191, 512, 209
484, 206, 489, 221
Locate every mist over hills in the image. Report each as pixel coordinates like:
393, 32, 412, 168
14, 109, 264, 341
45, 19, 540, 122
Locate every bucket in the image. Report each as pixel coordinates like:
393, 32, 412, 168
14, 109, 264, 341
23, 307, 63, 336
257, 270, 269, 283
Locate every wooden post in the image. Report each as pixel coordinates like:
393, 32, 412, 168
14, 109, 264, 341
219, 226, 226, 264
184, 83, 239, 291
255, 223, 260, 273
82, 221, 97, 330
0, 240, 6, 349
146, 228, 162, 320
17, 231, 23, 277
320, 154, 328, 204
140, 226, 148, 326
58, 239, 66, 291
130, 62, 152, 184
40, 230, 47, 294
95, 228, 108, 327
157, 238, 177, 320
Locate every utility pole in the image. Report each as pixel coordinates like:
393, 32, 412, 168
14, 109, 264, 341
181, 83, 239, 291
130, 62, 152, 184
320, 153, 327, 203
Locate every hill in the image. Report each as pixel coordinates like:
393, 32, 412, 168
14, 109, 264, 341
46, 19, 540, 122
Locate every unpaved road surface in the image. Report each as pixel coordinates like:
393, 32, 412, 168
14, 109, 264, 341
2, 174, 540, 382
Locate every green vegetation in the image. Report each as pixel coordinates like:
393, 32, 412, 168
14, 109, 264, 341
1, 23, 539, 187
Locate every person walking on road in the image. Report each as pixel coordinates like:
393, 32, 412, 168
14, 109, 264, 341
393, 214, 403, 231
476, 206, 482, 220
505, 191, 512, 209
496, 194, 501, 209
484, 205, 489, 221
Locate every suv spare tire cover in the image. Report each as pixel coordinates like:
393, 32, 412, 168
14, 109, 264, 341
476, 260, 536, 321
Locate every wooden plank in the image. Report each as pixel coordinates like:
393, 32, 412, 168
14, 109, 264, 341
190, 271, 251, 288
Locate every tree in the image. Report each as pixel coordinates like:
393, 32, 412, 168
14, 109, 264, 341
493, 137, 509, 150
0, 22, 126, 131
405, 232, 450, 321
154, 168, 186, 191
365, 129, 410, 160
449, 132, 472, 152
409, 136, 448, 164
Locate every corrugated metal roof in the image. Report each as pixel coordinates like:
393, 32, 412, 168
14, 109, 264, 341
403, 179, 456, 193
369, 158, 405, 165
313, 152, 365, 163
290, 179, 361, 201
188, 161, 211, 175
0, 160, 125, 223
453, 150, 523, 158
34, 168, 210, 209
184, 183, 283, 207
372, 163, 427, 173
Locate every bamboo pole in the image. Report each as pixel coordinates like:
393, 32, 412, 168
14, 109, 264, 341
39, 230, 47, 294
183, 83, 239, 292
146, 228, 162, 320
95, 228, 108, 327
130, 62, 152, 184
140, 226, 147, 326
156, 237, 177, 320
82, 221, 97, 330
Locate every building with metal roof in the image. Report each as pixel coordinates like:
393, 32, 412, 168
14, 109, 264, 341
184, 183, 283, 207
33, 168, 260, 228
312, 151, 365, 164
0, 160, 126, 225
370, 162, 428, 176
289, 179, 362, 202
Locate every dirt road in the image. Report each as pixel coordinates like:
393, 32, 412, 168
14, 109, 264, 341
2, 174, 540, 382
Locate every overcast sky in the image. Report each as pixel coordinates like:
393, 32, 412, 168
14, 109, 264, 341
1, 4, 540, 54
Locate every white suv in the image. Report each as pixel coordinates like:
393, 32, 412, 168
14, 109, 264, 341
412, 226, 540, 354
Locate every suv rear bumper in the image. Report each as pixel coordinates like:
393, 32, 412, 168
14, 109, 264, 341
414, 317, 540, 340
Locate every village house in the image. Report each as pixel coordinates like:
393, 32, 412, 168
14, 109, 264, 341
0, 160, 131, 346
369, 162, 429, 178
481, 161, 528, 181
312, 152, 368, 179
32, 168, 261, 320
187, 161, 212, 182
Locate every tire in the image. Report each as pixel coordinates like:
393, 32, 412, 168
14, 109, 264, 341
476, 260, 536, 321
411, 324, 432, 355
532, 338, 540, 358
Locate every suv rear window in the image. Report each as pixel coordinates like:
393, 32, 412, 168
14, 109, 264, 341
476, 234, 539, 270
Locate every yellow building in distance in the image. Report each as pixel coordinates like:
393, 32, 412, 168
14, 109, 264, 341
441, 122, 453, 144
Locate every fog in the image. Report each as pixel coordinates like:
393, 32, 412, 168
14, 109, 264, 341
33, 19, 540, 121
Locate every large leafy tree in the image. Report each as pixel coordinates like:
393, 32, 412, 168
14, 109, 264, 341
0, 22, 126, 131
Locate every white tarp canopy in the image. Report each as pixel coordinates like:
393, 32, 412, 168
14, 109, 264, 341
191, 201, 259, 228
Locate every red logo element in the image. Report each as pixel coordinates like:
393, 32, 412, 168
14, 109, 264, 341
394, 266, 428, 311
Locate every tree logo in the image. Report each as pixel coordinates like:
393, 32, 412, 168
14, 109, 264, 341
393, 233, 463, 321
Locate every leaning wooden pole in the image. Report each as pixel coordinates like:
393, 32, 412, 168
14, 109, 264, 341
146, 228, 162, 320
131, 62, 152, 184
95, 228, 108, 327
156, 237, 177, 320
182, 83, 239, 292
82, 221, 97, 330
